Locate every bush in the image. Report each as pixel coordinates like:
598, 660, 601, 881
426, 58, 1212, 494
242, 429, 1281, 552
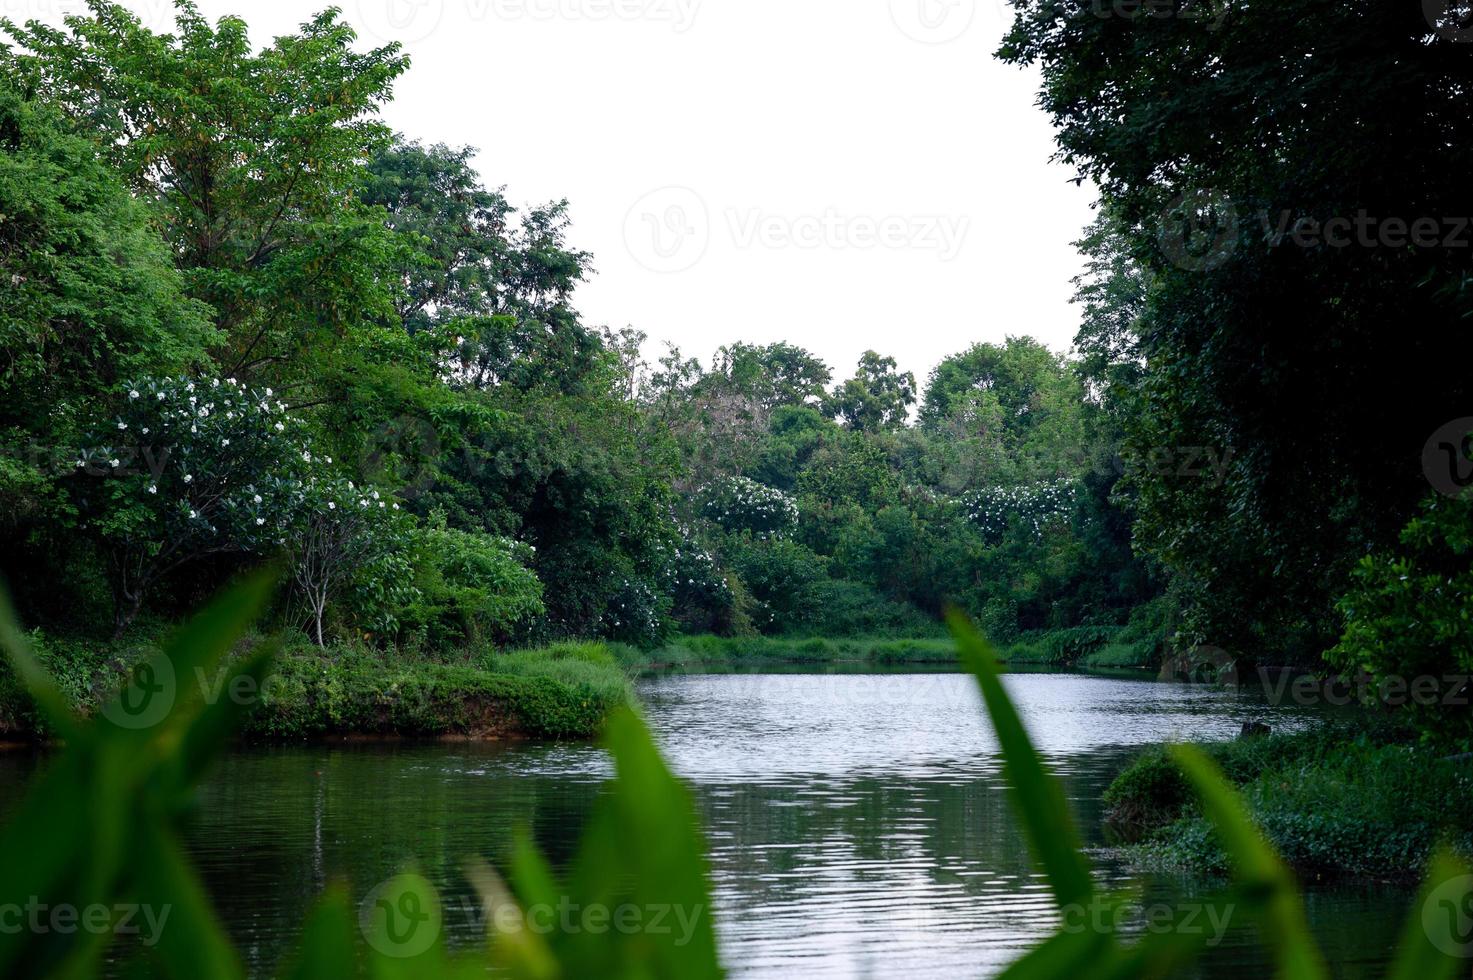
1107, 724, 1473, 878
1327, 491, 1473, 746
792, 578, 937, 636
700, 475, 798, 537
724, 536, 828, 633
650, 535, 737, 635
399, 526, 544, 650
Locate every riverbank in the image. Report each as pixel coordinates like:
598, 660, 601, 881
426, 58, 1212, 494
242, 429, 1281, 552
1103, 722, 1473, 880
0, 634, 633, 741
619, 624, 1160, 672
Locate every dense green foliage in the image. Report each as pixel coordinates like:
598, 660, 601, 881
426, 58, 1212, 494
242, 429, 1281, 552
1004, 0, 1473, 667
1105, 725, 1473, 879
1327, 493, 1473, 745
0, 2, 1162, 674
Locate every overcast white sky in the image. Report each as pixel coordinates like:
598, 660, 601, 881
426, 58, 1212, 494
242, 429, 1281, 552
42, 0, 1097, 388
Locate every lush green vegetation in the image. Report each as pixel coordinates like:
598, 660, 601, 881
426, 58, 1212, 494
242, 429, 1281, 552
1105, 724, 1473, 880
0, 627, 631, 740
4, 583, 1469, 978
0, 2, 1174, 732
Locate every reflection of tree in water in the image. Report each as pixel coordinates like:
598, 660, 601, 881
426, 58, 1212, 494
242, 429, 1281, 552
180, 742, 606, 974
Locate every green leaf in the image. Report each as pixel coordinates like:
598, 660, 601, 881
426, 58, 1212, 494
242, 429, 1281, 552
280, 886, 361, 980
1168, 744, 1327, 979
1388, 847, 1473, 980
947, 609, 1095, 909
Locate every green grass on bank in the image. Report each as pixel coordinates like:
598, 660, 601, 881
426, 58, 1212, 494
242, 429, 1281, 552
1103, 723, 1473, 879
625, 623, 1165, 672
0, 631, 632, 741
619, 633, 957, 668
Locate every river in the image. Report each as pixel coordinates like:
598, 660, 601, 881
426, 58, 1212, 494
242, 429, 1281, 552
0, 667, 1415, 976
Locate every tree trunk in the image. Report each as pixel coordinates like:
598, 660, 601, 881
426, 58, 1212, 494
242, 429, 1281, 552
112, 589, 143, 640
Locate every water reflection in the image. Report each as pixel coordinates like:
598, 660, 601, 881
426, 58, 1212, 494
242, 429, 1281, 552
0, 669, 1411, 977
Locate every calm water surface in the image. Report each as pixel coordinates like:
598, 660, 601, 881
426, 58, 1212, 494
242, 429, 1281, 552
0, 669, 1412, 976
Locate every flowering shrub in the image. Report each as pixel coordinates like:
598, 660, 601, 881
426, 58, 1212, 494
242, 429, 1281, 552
282, 477, 417, 644
75, 376, 319, 633
650, 532, 735, 633
699, 476, 798, 537
600, 576, 670, 648
961, 479, 1077, 542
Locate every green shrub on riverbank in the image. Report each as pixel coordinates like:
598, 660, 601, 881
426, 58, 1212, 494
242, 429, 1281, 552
1105, 724, 1473, 879
0, 632, 631, 740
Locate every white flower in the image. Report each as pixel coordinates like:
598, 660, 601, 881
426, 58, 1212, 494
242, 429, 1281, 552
378, 501, 385, 508
156, 392, 165, 400
221, 438, 230, 447
371, 490, 380, 500
253, 494, 262, 504
265, 387, 273, 397
189, 509, 198, 519
391, 503, 399, 510
211, 379, 220, 388
255, 517, 265, 526
190, 425, 198, 434
129, 390, 140, 400
324, 456, 331, 464
184, 474, 193, 484
186, 382, 195, 392
275, 422, 284, 432
141, 427, 149, 435
117, 421, 127, 430
302, 452, 311, 462
328, 501, 336, 510
148, 485, 157, 494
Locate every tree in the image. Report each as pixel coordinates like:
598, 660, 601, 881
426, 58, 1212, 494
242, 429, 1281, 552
73, 376, 317, 635
0, 77, 215, 566
361, 137, 599, 392
1002, 0, 1473, 658
827, 351, 916, 432
3, 1, 411, 393
285, 478, 412, 647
